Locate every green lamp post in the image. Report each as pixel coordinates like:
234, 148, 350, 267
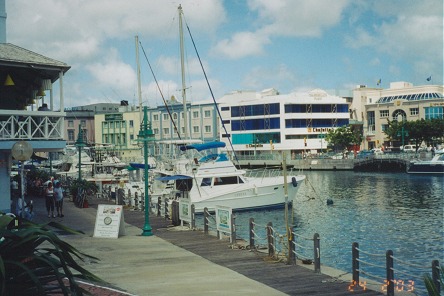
137, 106, 155, 236
397, 115, 408, 152
75, 125, 86, 181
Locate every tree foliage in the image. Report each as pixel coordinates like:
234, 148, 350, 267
384, 118, 444, 149
325, 125, 363, 151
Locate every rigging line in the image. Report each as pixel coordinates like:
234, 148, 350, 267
138, 41, 182, 140
185, 23, 240, 166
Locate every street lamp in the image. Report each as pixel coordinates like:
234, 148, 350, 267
75, 125, 86, 181
11, 141, 33, 218
137, 106, 155, 236
397, 115, 408, 152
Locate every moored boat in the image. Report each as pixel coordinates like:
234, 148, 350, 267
407, 149, 444, 174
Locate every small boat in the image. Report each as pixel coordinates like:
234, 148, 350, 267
157, 141, 306, 213
407, 150, 444, 174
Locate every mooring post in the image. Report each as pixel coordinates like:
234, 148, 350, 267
157, 197, 161, 216
191, 204, 195, 230
432, 260, 441, 294
204, 207, 209, 234
287, 227, 295, 265
230, 214, 236, 244
313, 233, 321, 273
249, 218, 255, 250
352, 242, 359, 285
267, 222, 275, 257
386, 250, 394, 296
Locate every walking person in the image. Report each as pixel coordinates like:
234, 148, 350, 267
45, 182, 55, 218
54, 181, 64, 217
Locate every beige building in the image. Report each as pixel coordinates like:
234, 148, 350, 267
351, 82, 444, 150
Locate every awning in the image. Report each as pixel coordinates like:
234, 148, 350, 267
155, 175, 192, 181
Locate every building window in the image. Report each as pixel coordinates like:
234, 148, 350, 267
80, 120, 86, 127
204, 110, 211, 118
68, 129, 74, 142
173, 113, 178, 120
130, 134, 134, 140
153, 128, 159, 135
425, 107, 443, 119
181, 127, 185, 134
193, 111, 199, 118
153, 114, 159, 121
410, 108, 419, 116
193, 126, 199, 133
68, 120, 74, 128
205, 125, 211, 133
381, 124, 389, 132
163, 114, 169, 120
163, 128, 169, 135
129, 120, 134, 128
380, 110, 389, 118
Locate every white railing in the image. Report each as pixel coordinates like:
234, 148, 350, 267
0, 110, 65, 140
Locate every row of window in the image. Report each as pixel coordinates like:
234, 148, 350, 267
285, 119, 349, 128
377, 93, 443, 104
229, 103, 280, 117
67, 120, 86, 128
285, 104, 349, 113
152, 110, 212, 121
152, 125, 212, 135
379, 108, 419, 118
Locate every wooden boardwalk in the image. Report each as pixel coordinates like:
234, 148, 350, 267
124, 210, 383, 296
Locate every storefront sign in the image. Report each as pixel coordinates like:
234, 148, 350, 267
93, 204, 125, 238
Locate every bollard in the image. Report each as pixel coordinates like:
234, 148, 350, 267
313, 233, 320, 273
386, 250, 394, 296
249, 218, 255, 250
267, 222, 275, 258
352, 242, 359, 285
134, 192, 139, 210
287, 227, 295, 265
164, 199, 169, 220
204, 207, 209, 234
172, 201, 180, 226
230, 214, 236, 244
432, 260, 441, 294
191, 204, 195, 230
157, 197, 161, 216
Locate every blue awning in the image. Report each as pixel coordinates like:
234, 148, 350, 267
155, 175, 192, 181
180, 141, 226, 152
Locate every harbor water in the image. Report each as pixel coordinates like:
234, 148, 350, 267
199, 170, 443, 294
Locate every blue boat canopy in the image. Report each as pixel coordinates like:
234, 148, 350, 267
129, 163, 151, 169
180, 141, 226, 152
155, 175, 192, 181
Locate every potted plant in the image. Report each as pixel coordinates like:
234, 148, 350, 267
68, 179, 98, 208
0, 214, 105, 295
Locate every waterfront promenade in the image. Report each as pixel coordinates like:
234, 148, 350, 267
30, 196, 386, 295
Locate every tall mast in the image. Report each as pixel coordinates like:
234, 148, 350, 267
135, 35, 143, 124
178, 4, 188, 139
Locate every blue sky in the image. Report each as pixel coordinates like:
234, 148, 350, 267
6, 0, 443, 109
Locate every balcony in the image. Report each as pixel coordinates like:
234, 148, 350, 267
0, 110, 65, 140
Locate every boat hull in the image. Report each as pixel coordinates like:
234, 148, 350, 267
407, 163, 444, 174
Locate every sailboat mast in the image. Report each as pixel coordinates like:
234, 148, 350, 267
178, 4, 188, 139
135, 35, 143, 124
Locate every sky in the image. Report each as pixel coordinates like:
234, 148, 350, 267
5, 0, 443, 110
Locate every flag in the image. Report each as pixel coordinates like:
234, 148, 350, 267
426, 76, 432, 81
377, 78, 381, 86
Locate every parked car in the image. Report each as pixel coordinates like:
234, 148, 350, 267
402, 145, 416, 153
357, 150, 375, 159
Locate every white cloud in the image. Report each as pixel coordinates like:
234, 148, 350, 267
213, 0, 350, 59
212, 31, 270, 59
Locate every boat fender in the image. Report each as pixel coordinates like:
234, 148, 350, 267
291, 177, 298, 187
327, 199, 334, 205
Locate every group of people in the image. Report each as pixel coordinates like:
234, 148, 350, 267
44, 178, 64, 218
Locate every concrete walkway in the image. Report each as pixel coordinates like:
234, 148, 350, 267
31, 196, 286, 296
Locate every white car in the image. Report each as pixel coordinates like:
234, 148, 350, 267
402, 145, 416, 153
372, 148, 384, 155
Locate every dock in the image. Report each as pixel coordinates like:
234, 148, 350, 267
26, 195, 388, 295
